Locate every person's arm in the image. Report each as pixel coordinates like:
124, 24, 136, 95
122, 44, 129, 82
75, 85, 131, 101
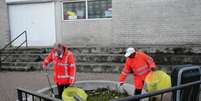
43, 49, 54, 69
141, 52, 156, 70
119, 59, 131, 85
67, 51, 76, 85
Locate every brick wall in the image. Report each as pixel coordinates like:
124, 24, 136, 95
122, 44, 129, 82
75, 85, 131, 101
61, 19, 112, 47
0, 0, 9, 48
112, 0, 201, 46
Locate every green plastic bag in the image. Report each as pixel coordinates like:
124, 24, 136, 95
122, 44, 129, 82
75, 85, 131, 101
144, 70, 171, 92
62, 86, 88, 101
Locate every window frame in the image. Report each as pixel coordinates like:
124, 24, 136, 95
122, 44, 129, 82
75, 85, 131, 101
62, 0, 112, 21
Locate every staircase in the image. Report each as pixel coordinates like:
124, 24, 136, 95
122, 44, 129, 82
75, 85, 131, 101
0, 47, 126, 72
1, 47, 201, 73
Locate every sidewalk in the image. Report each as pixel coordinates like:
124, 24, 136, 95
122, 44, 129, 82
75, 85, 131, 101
0, 71, 133, 101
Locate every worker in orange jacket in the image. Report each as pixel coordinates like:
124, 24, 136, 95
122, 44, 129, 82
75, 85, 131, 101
43, 43, 76, 99
119, 47, 156, 100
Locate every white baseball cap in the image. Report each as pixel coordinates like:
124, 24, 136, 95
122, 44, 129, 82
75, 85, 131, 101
125, 47, 136, 57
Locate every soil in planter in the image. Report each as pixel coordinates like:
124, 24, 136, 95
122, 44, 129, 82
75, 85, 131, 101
86, 88, 129, 101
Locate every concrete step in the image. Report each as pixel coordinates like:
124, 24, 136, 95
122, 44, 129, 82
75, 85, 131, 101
1, 54, 126, 63
1, 58, 41, 62
1, 53, 201, 64
1, 62, 41, 67
1, 66, 34, 71
0, 54, 46, 59
0, 48, 50, 54
1, 47, 124, 54
1, 48, 44, 51
76, 62, 123, 73
0, 62, 124, 73
1, 46, 201, 73
76, 54, 125, 63
2, 46, 201, 54
1, 62, 42, 71
152, 54, 201, 65
0, 50, 45, 54
0, 61, 175, 73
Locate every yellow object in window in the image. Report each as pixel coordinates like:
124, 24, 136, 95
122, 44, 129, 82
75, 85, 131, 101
67, 11, 77, 20
67, 11, 76, 16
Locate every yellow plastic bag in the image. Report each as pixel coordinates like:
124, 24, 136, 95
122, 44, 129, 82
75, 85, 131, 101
62, 86, 88, 101
144, 70, 171, 92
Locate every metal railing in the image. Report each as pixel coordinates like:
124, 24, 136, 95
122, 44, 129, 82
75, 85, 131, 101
0, 30, 28, 70
2, 30, 28, 50
111, 80, 201, 101
17, 88, 62, 101
16, 80, 201, 101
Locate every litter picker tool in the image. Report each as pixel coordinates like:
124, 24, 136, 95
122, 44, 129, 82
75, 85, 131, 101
41, 65, 55, 97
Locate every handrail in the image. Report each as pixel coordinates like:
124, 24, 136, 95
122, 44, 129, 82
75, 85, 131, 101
111, 80, 201, 101
0, 30, 28, 69
1, 30, 28, 50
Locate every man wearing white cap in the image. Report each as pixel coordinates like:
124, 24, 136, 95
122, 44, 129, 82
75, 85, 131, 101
119, 47, 157, 100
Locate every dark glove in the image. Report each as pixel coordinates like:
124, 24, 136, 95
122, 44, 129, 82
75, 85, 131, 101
151, 67, 157, 71
120, 82, 124, 86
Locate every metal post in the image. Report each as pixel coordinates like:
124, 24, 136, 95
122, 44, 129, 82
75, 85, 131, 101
0, 50, 1, 71
25, 93, 28, 101
25, 31, 28, 47
32, 95, 35, 101
17, 89, 23, 101
160, 94, 164, 101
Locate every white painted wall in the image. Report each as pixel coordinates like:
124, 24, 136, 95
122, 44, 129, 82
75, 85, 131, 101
8, 2, 56, 46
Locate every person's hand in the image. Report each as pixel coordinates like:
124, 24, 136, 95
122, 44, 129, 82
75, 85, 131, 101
116, 83, 123, 88
70, 82, 75, 86
42, 64, 48, 71
120, 82, 124, 86
117, 83, 124, 93
151, 66, 157, 71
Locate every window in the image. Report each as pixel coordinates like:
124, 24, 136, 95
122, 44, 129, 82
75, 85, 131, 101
88, 0, 112, 18
63, 0, 112, 20
63, 2, 86, 20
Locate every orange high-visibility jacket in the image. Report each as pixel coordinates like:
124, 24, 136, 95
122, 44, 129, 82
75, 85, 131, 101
119, 51, 156, 89
43, 47, 76, 85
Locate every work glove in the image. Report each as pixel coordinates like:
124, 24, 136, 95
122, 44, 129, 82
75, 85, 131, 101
42, 64, 48, 71
120, 82, 124, 86
70, 82, 75, 86
151, 66, 157, 71
116, 83, 124, 93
